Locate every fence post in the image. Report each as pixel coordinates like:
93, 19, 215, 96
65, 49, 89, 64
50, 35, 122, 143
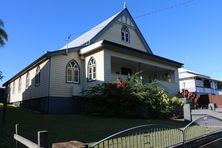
38, 130, 48, 148
182, 130, 185, 146
15, 124, 19, 148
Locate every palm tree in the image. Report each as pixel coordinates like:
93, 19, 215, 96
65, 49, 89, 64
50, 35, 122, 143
0, 19, 8, 47
0, 19, 7, 135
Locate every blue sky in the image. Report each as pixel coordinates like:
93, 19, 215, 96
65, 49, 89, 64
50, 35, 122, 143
0, 0, 222, 85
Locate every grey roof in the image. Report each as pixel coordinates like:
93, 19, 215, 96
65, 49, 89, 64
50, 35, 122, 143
61, 11, 121, 49
2, 47, 81, 86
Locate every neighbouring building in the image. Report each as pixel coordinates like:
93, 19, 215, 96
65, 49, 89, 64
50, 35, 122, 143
179, 68, 222, 95
3, 7, 183, 113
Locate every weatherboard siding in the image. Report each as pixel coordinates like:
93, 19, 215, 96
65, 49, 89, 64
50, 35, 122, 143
97, 22, 147, 53
49, 52, 82, 97
9, 60, 49, 103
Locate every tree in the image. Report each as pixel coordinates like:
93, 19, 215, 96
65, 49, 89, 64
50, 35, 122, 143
0, 19, 8, 47
0, 19, 7, 135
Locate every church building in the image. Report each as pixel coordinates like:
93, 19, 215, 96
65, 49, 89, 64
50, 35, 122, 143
3, 7, 183, 113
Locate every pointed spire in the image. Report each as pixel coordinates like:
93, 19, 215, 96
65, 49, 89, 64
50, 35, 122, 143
124, 1, 127, 9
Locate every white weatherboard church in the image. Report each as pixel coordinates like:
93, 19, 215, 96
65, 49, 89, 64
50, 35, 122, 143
3, 7, 183, 113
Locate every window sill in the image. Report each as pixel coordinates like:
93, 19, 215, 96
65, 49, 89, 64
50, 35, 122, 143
35, 84, 40, 87
66, 81, 80, 84
87, 79, 96, 82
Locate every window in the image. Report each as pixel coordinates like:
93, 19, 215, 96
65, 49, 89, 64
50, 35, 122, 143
12, 82, 15, 94
66, 60, 80, 83
121, 67, 132, 75
88, 57, 96, 81
121, 25, 130, 43
35, 66, 41, 86
18, 77, 22, 93
203, 79, 211, 88
26, 72, 30, 89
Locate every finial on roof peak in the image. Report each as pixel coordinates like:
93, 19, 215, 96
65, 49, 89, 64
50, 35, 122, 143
124, 1, 127, 9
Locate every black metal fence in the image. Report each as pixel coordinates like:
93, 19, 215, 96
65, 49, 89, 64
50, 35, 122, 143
90, 115, 222, 148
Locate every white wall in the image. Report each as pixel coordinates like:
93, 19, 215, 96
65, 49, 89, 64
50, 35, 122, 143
97, 21, 148, 53
9, 60, 50, 103
84, 50, 105, 89
179, 79, 196, 92
50, 52, 82, 97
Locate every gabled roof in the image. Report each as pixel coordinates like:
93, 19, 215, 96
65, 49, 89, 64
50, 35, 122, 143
61, 8, 153, 54
2, 47, 81, 86
80, 40, 183, 68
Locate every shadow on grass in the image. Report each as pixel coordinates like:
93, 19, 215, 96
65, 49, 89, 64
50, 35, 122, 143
0, 104, 186, 147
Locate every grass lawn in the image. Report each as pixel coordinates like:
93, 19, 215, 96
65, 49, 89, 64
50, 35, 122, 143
0, 103, 186, 147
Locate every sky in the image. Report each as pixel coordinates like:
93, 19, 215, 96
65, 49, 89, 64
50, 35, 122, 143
0, 0, 222, 85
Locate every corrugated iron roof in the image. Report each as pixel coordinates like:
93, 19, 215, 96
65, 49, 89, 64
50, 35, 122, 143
61, 10, 121, 49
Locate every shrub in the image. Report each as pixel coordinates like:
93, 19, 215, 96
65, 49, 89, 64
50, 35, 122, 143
169, 96, 185, 117
83, 73, 178, 118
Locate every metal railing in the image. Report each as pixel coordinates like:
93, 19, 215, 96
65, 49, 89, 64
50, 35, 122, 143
182, 115, 222, 142
89, 124, 183, 148
90, 115, 222, 148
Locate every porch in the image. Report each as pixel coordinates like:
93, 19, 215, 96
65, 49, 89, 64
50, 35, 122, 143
105, 56, 180, 96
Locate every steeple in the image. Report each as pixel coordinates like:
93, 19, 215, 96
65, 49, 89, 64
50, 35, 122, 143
124, 1, 127, 9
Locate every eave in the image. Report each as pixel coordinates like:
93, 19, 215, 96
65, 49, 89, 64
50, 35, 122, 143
80, 40, 183, 68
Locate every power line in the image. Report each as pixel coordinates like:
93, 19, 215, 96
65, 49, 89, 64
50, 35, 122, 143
65, 0, 196, 40
135, 0, 196, 19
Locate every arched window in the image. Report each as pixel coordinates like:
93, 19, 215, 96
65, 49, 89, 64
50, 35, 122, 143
18, 77, 22, 93
88, 57, 96, 81
66, 60, 80, 83
121, 25, 130, 43
35, 66, 41, 86
12, 82, 15, 94
26, 72, 30, 89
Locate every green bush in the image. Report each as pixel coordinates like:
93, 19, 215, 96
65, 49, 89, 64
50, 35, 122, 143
83, 74, 180, 118
169, 96, 185, 117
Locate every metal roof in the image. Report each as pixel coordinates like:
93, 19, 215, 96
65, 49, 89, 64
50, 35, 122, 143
61, 10, 121, 49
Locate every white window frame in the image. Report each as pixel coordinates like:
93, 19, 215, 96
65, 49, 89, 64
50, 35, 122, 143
12, 82, 15, 94
88, 57, 96, 81
121, 25, 130, 43
26, 72, 30, 89
18, 77, 22, 93
66, 60, 80, 83
35, 66, 41, 86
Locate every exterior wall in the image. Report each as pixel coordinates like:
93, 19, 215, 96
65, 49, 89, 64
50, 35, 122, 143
179, 77, 222, 95
9, 60, 50, 103
179, 79, 196, 92
84, 50, 105, 89
97, 21, 147, 53
209, 94, 222, 108
49, 52, 82, 97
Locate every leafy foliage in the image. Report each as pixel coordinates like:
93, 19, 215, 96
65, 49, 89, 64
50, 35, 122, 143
83, 73, 182, 118
180, 89, 200, 108
0, 71, 3, 80
0, 19, 8, 47
169, 96, 185, 117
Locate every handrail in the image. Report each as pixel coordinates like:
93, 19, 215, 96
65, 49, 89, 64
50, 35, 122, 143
182, 115, 222, 131
14, 134, 39, 148
90, 124, 155, 147
90, 124, 179, 147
